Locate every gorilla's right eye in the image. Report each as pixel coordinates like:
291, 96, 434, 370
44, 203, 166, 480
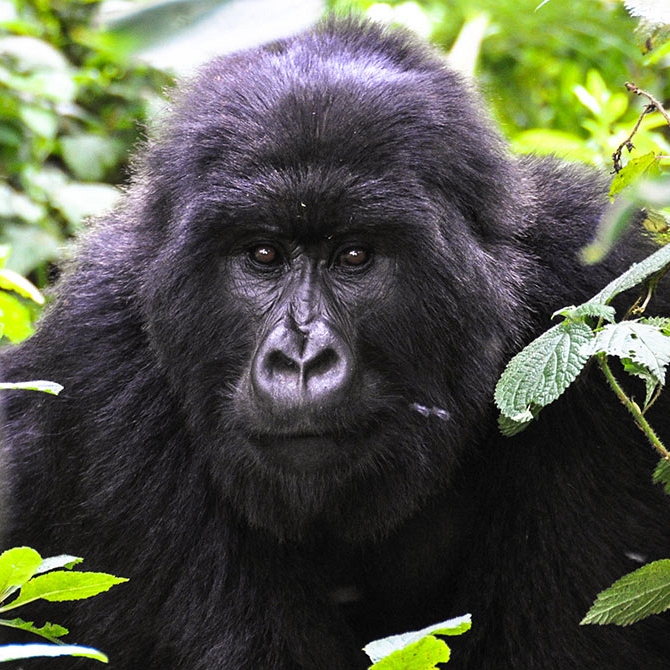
249, 244, 280, 266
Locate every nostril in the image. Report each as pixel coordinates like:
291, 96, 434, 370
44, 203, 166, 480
304, 347, 339, 379
266, 349, 300, 375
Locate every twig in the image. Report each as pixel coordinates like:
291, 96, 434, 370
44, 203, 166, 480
625, 82, 670, 126
612, 82, 670, 173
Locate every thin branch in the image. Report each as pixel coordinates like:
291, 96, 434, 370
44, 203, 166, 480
612, 82, 670, 173
625, 82, 670, 126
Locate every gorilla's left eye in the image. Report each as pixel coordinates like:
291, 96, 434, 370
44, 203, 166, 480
249, 244, 280, 266
337, 247, 371, 268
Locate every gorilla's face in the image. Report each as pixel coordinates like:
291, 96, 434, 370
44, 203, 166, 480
137, 36, 526, 537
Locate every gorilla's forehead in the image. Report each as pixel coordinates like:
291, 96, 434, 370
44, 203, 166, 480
199, 161, 440, 246
151, 22, 510, 244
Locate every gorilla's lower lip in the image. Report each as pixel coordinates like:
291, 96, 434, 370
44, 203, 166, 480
251, 433, 336, 447
249, 433, 345, 468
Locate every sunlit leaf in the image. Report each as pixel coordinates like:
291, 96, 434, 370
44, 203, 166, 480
582, 560, 670, 626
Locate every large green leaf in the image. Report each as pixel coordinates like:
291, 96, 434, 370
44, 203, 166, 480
582, 560, 670, 626
494, 322, 593, 423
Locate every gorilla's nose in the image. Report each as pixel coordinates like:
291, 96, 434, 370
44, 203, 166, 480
251, 319, 354, 409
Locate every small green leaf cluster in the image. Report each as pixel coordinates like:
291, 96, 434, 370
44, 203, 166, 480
0, 546, 127, 663
364, 615, 471, 669
495, 241, 670, 444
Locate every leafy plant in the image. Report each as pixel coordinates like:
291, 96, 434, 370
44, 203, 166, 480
494, 230, 670, 628
0, 547, 127, 663
495, 241, 670, 452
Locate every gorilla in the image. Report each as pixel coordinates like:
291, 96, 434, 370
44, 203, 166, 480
2, 16, 670, 670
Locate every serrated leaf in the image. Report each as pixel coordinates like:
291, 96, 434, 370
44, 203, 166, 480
589, 242, 670, 305
653, 458, 670, 495
643, 317, 670, 335
553, 303, 616, 323
1, 618, 68, 641
583, 321, 670, 384
0, 548, 42, 600
620, 357, 659, 408
581, 559, 670, 626
495, 322, 593, 419
370, 634, 451, 669
364, 615, 471, 665
4, 571, 128, 611
498, 412, 533, 437
0, 643, 108, 663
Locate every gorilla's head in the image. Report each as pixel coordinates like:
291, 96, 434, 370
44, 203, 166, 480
130, 19, 529, 539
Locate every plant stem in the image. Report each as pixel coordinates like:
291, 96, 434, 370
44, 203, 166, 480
597, 353, 670, 460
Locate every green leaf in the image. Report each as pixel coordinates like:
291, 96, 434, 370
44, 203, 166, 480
370, 634, 451, 669
1, 617, 68, 641
3, 572, 128, 611
0, 548, 42, 601
35, 555, 82, 575
0, 643, 108, 663
495, 322, 594, 422
643, 317, 670, 335
498, 412, 534, 437
620, 358, 659, 408
552, 302, 616, 323
0, 292, 34, 343
609, 152, 661, 199
364, 615, 471, 665
50, 183, 121, 229
0, 381, 63, 395
0, 268, 44, 304
589, 241, 670, 305
60, 135, 123, 182
653, 458, 670, 495
581, 559, 670, 626
553, 303, 616, 323
583, 321, 670, 384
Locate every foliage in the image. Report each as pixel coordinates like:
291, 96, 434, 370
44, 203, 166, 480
495, 242, 670, 446
0, 0, 172, 283
581, 559, 670, 626
327, 0, 670, 165
0, 546, 127, 663
364, 616, 471, 669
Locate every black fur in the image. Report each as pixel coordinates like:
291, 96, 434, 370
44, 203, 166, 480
2, 18, 670, 669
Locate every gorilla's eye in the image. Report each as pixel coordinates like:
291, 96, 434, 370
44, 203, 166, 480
249, 244, 280, 266
338, 247, 371, 268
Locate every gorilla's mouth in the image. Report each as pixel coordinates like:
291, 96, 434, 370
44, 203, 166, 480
249, 433, 354, 470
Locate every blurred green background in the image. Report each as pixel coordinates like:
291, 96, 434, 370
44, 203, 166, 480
1, 0, 668, 301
